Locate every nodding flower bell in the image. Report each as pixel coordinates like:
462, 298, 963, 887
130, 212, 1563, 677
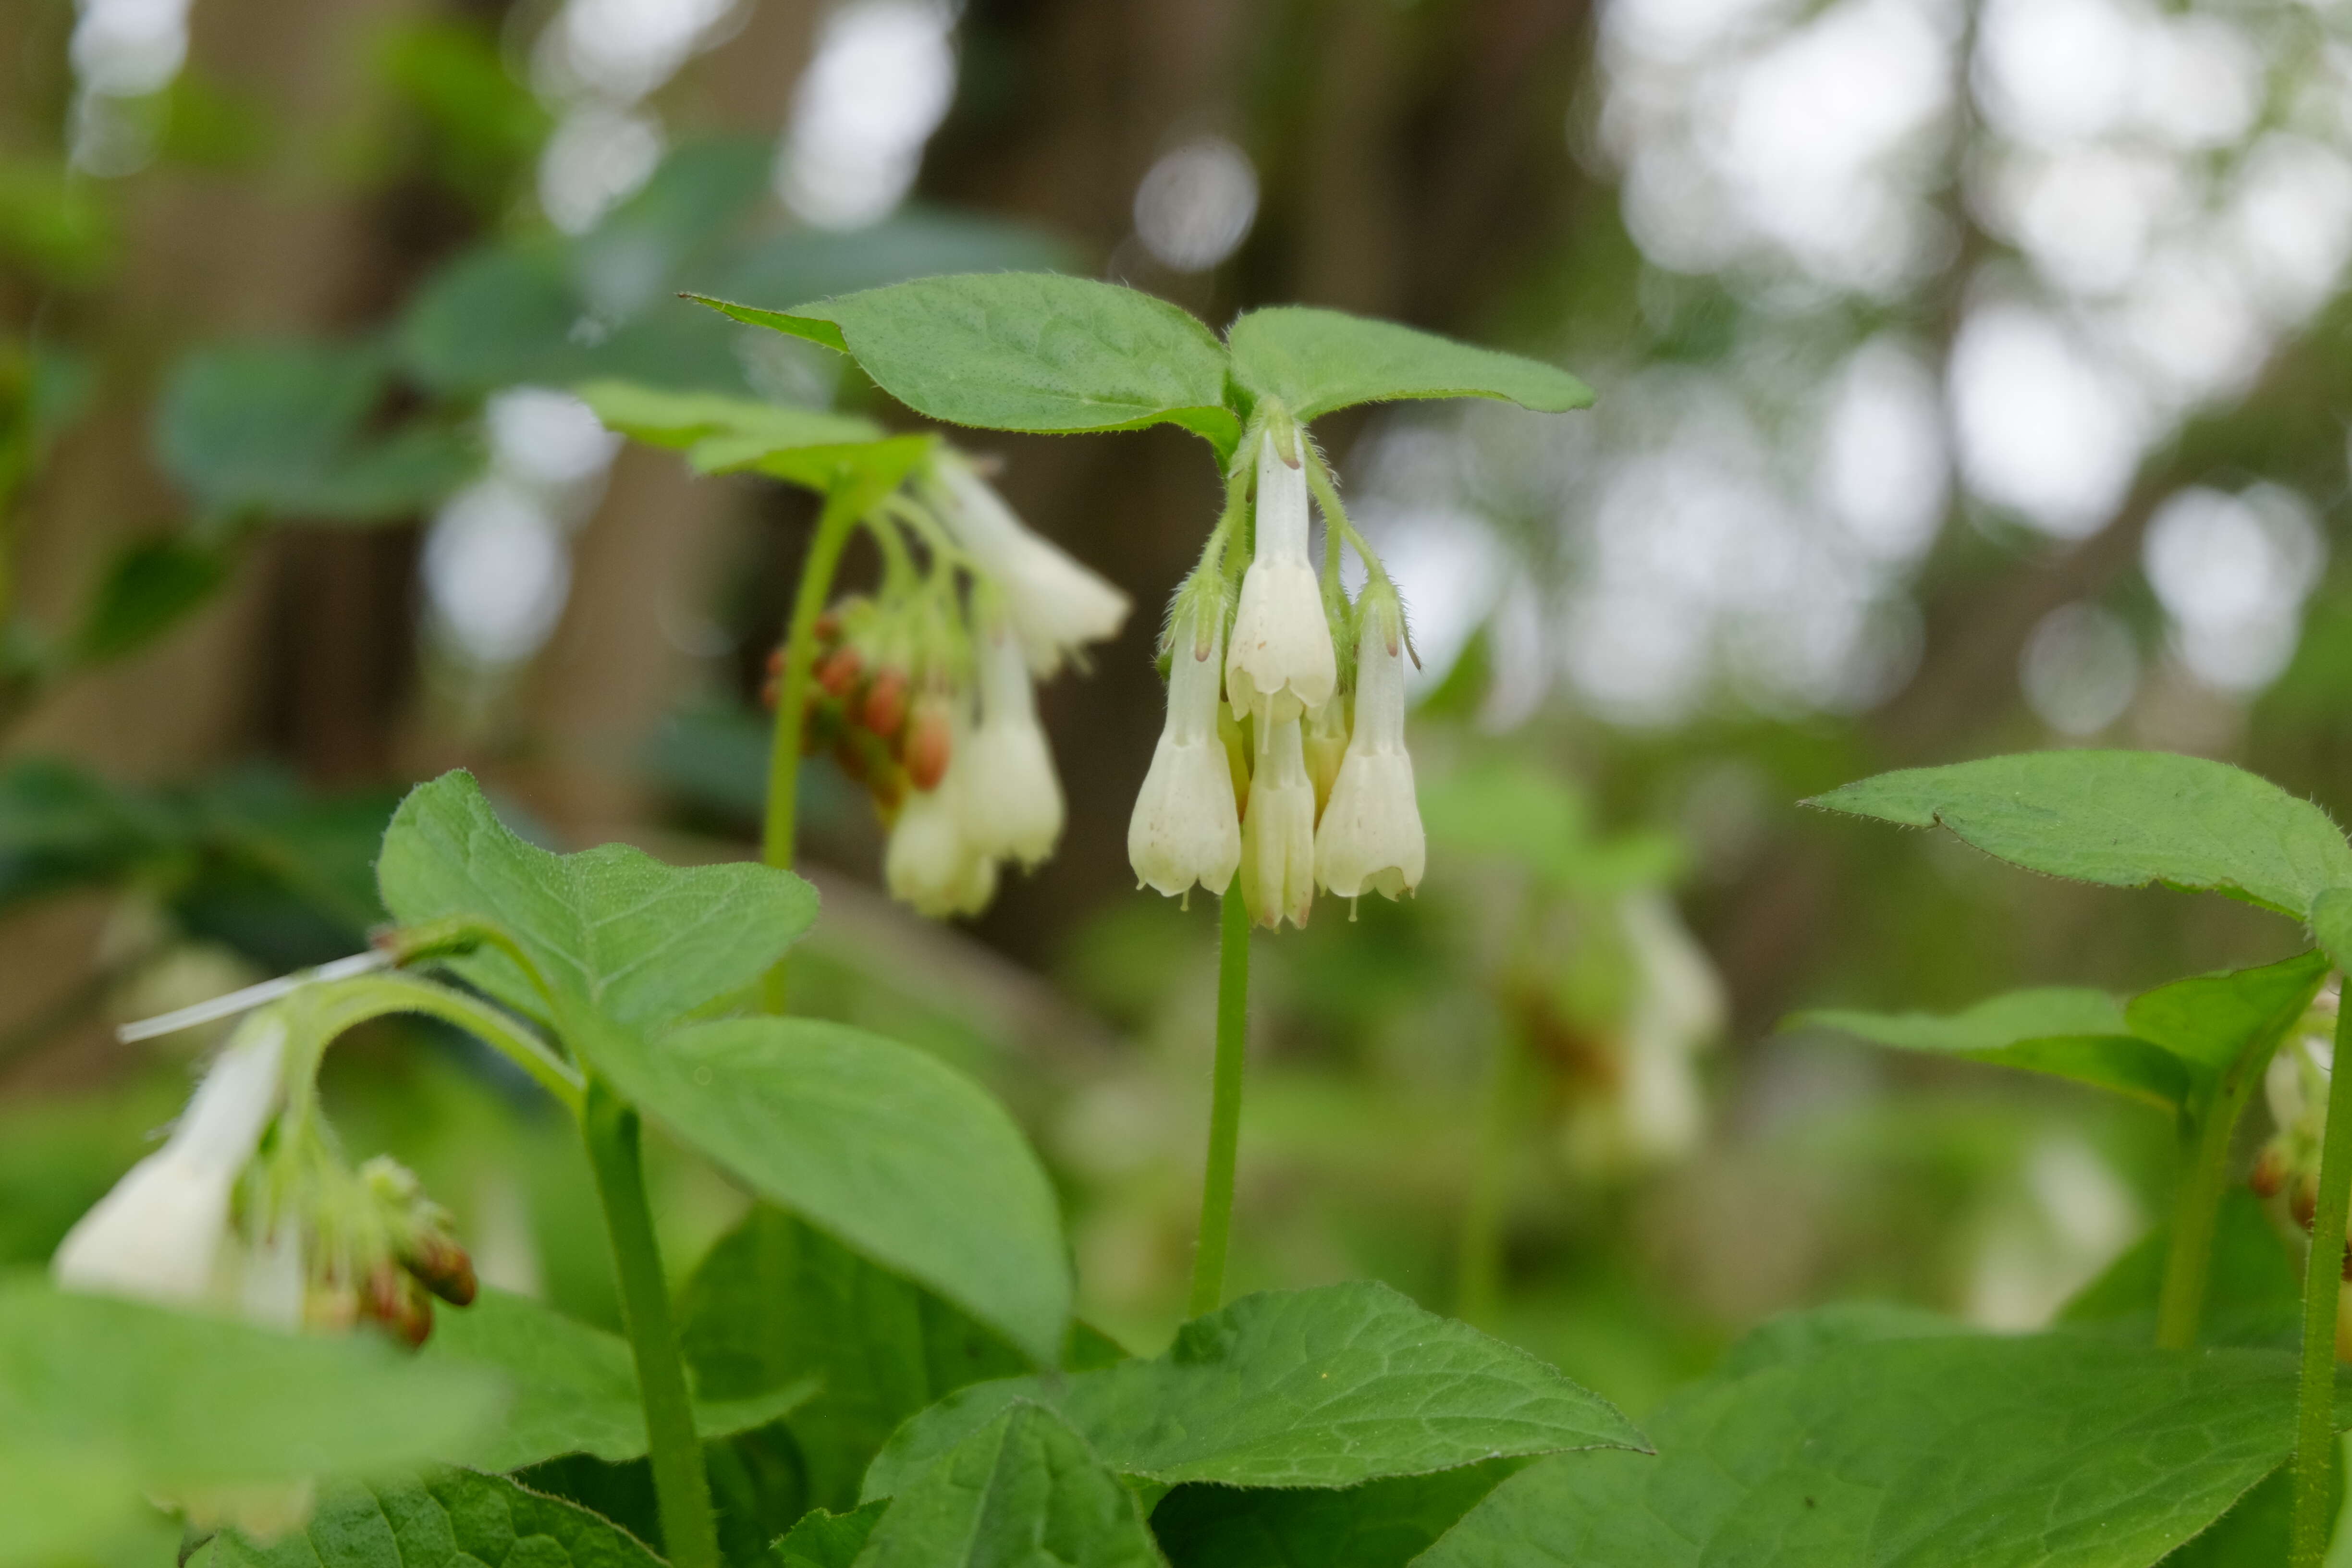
962, 615, 1066, 869
1225, 429, 1337, 724
885, 743, 999, 919
54, 1011, 287, 1307
1240, 712, 1318, 930
1128, 597, 1242, 900
1314, 583, 1424, 903
930, 450, 1132, 676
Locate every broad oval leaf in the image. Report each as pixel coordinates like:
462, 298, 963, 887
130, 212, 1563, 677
376, 770, 819, 1037
1805, 751, 2352, 920
681, 1205, 1097, 1512
771, 1502, 886, 1568
692, 273, 1242, 450
856, 1402, 1163, 1568
422, 1288, 813, 1472
1152, 1460, 1527, 1568
597, 1017, 1071, 1369
1793, 988, 2187, 1110
208, 1470, 663, 1568
2121, 948, 2330, 1076
574, 380, 880, 459
1225, 307, 1592, 423
864, 1281, 1644, 1500
1410, 1328, 2343, 1568
0, 1274, 498, 1566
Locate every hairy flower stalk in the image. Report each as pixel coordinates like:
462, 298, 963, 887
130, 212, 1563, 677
1314, 584, 1424, 904
1225, 427, 1336, 724
54, 1011, 288, 1307
962, 613, 1065, 868
1240, 712, 1318, 929
1129, 594, 1242, 900
928, 450, 1131, 676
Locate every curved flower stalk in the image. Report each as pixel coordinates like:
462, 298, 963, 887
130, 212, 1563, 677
1129, 595, 1242, 900
1225, 428, 1336, 724
1314, 584, 1424, 905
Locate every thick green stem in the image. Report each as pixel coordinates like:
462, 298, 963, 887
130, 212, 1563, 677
2156, 1040, 2282, 1350
583, 1077, 718, 1568
2291, 999, 2352, 1566
306, 972, 583, 1114
1188, 891, 1252, 1319
761, 490, 864, 1011
1457, 1017, 1522, 1327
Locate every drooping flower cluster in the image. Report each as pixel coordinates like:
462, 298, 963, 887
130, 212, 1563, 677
55, 1006, 479, 1344
1129, 415, 1426, 926
773, 448, 1129, 919
52, 1004, 478, 1539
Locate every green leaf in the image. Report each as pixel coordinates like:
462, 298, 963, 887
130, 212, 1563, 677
710, 436, 937, 518
74, 536, 233, 665
680, 1206, 1035, 1511
421, 1288, 813, 1472
375, 770, 819, 1035
1152, 1460, 1528, 1568
2121, 949, 2331, 1076
1224, 307, 1592, 423
1713, 1301, 1972, 1380
856, 1402, 1164, 1568
598, 1018, 1071, 1369
572, 380, 880, 460
770, 1502, 886, 1568
2059, 1189, 2300, 1350
2311, 886, 2352, 973
865, 1282, 1644, 1500
0, 1274, 498, 1565
156, 341, 476, 522
1793, 988, 2187, 1110
693, 273, 1242, 450
1410, 1328, 2337, 1568
208, 1469, 664, 1568
1805, 751, 2352, 920
1795, 951, 2332, 1113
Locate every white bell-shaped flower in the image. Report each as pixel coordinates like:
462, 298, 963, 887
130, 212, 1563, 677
1314, 591, 1424, 901
931, 451, 1131, 676
1225, 431, 1336, 724
54, 1013, 287, 1307
1129, 601, 1242, 898
886, 746, 999, 919
1240, 712, 1317, 929
962, 617, 1065, 868
1615, 890, 1726, 1165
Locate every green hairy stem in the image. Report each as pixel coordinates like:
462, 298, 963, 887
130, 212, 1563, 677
2155, 1026, 2286, 1351
1190, 891, 1253, 1318
583, 1077, 720, 1568
2291, 998, 2352, 1566
761, 490, 865, 1011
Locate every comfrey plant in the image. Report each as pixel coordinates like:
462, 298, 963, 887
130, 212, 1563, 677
1799, 749, 2352, 1568
34, 281, 2352, 1568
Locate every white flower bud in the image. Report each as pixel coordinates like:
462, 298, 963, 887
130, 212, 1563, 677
932, 451, 1131, 676
1129, 602, 1242, 898
1617, 890, 1725, 1164
1225, 432, 1336, 723
962, 618, 1065, 868
1240, 713, 1316, 929
54, 1013, 287, 1308
885, 747, 1000, 919
1314, 594, 1424, 901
